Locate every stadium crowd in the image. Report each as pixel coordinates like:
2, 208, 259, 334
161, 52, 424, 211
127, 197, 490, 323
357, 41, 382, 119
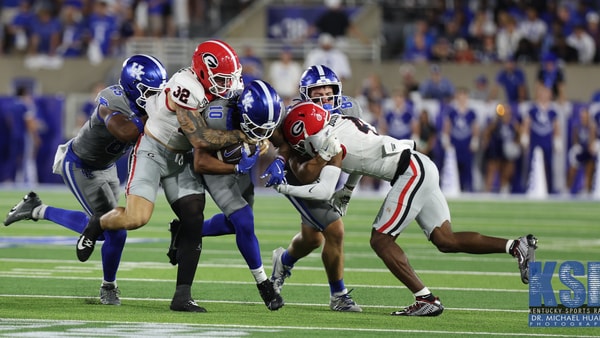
1, 0, 600, 197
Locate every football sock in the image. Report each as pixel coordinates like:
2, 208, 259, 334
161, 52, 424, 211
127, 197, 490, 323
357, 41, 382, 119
281, 251, 297, 267
44, 206, 89, 234
414, 287, 432, 298
202, 213, 235, 236
102, 280, 117, 287
250, 266, 268, 284
506, 240, 515, 254
101, 229, 126, 282
229, 206, 262, 270
330, 279, 347, 297
32, 204, 48, 220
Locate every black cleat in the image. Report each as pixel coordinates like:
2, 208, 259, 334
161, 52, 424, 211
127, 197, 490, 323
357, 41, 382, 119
170, 299, 207, 312
511, 234, 538, 284
76, 215, 103, 262
4, 192, 42, 226
257, 279, 284, 311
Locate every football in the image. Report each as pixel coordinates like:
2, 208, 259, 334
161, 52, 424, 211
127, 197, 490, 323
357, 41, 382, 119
214, 142, 258, 164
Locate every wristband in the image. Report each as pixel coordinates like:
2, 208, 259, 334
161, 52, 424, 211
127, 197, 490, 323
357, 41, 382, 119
103, 111, 122, 125
131, 116, 145, 134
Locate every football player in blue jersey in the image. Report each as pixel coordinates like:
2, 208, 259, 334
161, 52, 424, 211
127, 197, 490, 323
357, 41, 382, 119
261, 65, 364, 312
4, 54, 168, 305
168, 79, 284, 311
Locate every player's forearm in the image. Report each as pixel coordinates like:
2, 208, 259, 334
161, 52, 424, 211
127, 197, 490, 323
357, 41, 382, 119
193, 149, 236, 174
175, 105, 247, 151
277, 165, 341, 200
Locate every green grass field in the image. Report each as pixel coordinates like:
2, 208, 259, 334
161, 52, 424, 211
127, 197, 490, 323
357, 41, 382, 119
0, 188, 599, 337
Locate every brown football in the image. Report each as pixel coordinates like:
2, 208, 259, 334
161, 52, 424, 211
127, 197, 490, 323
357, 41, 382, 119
214, 142, 257, 164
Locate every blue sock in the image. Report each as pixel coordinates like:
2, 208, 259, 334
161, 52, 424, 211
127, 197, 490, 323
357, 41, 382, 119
202, 213, 235, 236
228, 205, 262, 270
44, 206, 89, 234
329, 279, 346, 295
281, 251, 298, 267
101, 229, 127, 282
44, 207, 106, 241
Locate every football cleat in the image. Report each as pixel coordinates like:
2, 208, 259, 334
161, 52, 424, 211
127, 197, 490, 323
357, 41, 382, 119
391, 296, 444, 316
76, 215, 103, 262
511, 234, 538, 284
270, 247, 292, 294
99, 284, 121, 305
170, 299, 207, 313
167, 219, 180, 265
330, 289, 362, 312
4, 191, 42, 226
257, 279, 284, 311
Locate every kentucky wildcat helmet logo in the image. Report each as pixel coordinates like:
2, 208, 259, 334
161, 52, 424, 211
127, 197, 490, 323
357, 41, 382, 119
202, 53, 218, 68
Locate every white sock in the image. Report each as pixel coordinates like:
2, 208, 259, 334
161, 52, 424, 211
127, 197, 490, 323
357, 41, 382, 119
102, 280, 116, 287
332, 288, 348, 298
251, 266, 268, 283
414, 287, 431, 298
32, 204, 47, 220
506, 240, 515, 254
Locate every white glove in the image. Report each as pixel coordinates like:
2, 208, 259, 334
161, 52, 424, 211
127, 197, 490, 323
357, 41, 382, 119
331, 186, 353, 216
274, 183, 289, 195
305, 127, 342, 161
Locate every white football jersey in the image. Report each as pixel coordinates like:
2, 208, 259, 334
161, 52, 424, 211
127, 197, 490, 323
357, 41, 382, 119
145, 67, 210, 151
329, 114, 413, 181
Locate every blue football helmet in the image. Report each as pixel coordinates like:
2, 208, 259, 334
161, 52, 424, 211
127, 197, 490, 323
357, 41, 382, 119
238, 80, 283, 142
119, 54, 168, 109
299, 65, 342, 111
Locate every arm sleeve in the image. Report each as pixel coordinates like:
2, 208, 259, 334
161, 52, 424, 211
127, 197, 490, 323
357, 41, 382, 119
277, 165, 341, 200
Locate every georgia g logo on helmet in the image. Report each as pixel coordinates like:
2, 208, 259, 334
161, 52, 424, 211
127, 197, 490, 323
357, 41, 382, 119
202, 53, 218, 69
290, 120, 305, 139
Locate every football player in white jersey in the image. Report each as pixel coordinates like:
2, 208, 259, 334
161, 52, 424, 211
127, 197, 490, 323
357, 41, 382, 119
4, 54, 168, 306
273, 101, 538, 317
261, 65, 362, 312
75, 40, 254, 312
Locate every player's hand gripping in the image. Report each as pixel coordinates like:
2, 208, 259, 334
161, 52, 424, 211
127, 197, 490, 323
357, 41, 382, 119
331, 186, 353, 216
235, 146, 259, 174
304, 127, 342, 161
261, 155, 286, 187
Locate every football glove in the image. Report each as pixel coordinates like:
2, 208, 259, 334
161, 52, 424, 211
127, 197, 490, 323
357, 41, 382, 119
261, 156, 286, 187
235, 146, 259, 174
331, 186, 353, 216
305, 127, 342, 161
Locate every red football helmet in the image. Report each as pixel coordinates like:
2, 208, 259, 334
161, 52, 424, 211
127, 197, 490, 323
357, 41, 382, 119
192, 39, 242, 99
283, 101, 331, 154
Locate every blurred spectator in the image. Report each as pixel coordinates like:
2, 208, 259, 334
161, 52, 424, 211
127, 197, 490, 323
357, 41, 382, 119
398, 64, 419, 95
87, 0, 119, 63
268, 46, 303, 107
6, 0, 34, 53
419, 64, 455, 103
475, 34, 499, 63
239, 44, 264, 87
57, 2, 87, 58
380, 87, 415, 139
496, 15, 523, 61
482, 104, 521, 193
430, 36, 454, 62
11, 85, 41, 186
116, 2, 145, 51
1, 0, 21, 28
536, 52, 566, 102
491, 56, 528, 104
549, 29, 580, 63
25, 2, 62, 69
310, 0, 369, 46
567, 106, 596, 194
147, 0, 176, 37
566, 24, 596, 64
516, 6, 547, 61
304, 33, 351, 81
360, 73, 388, 114
586, 11, 600, 63
403, 19, 436, 59
454, 38, 475, 64
468, 8, 496, 50
413, 108, 437, 160
521, 85, 561, 194
469, 74, 491, 101
402, 30, 431, 63
441, 87, 480, 192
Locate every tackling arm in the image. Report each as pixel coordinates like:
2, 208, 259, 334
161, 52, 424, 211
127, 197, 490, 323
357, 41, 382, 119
276, 164, 342, 200
98, 105, 145, 143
